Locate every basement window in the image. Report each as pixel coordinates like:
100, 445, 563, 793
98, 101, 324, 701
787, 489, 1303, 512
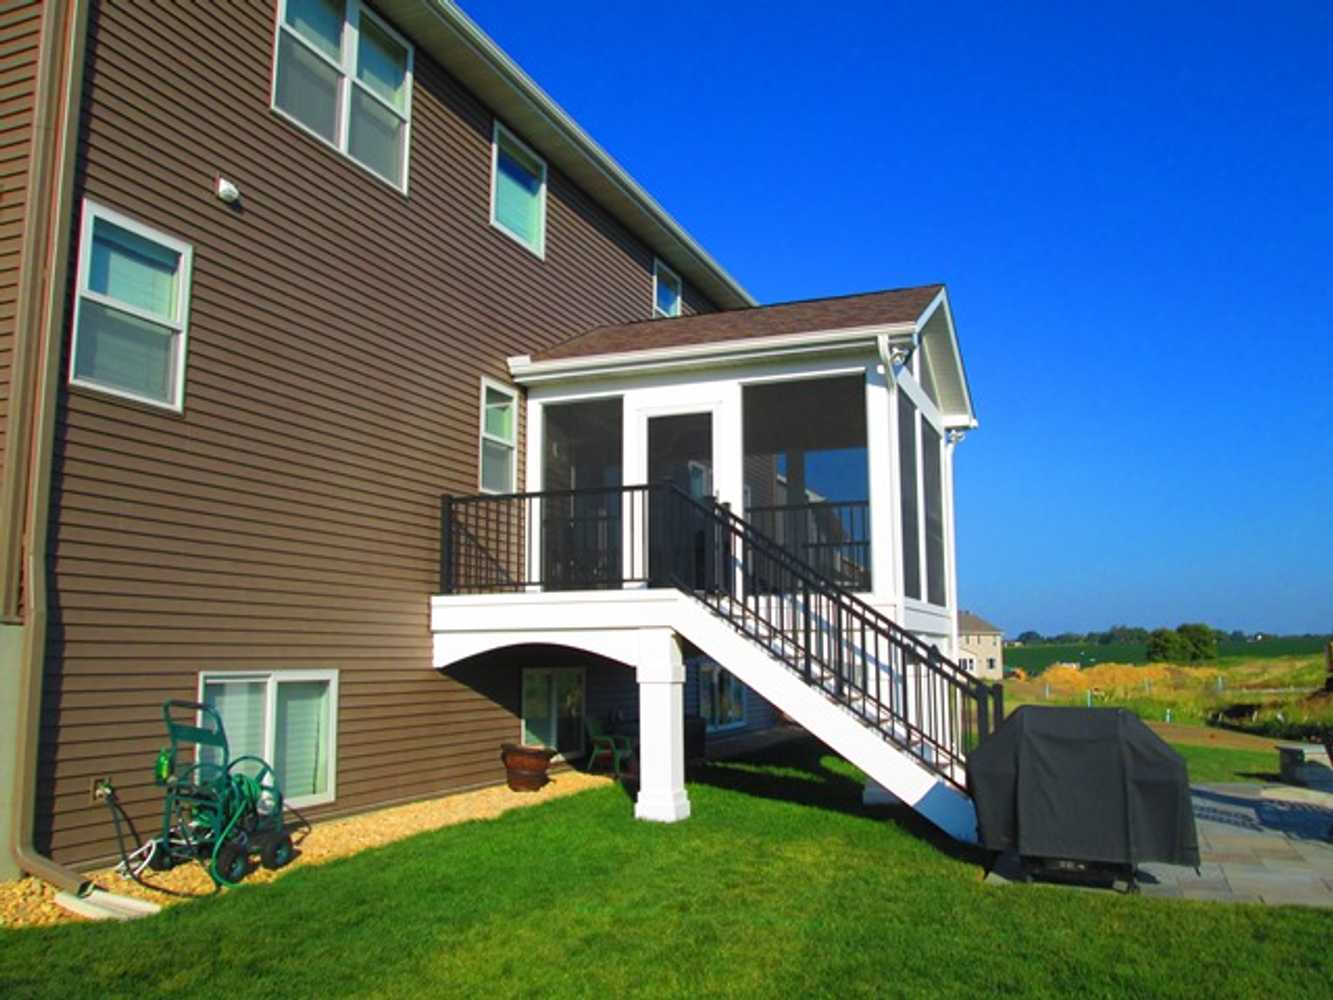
490, 122, 548, 257
199, 670, 339, 809
653, 259, 682, 317
69, 201, 193, 412
479, 379, 517, 494
271, 0, 414, 191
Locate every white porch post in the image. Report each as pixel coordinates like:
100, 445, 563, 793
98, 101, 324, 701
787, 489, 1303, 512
634, 627, 691, 822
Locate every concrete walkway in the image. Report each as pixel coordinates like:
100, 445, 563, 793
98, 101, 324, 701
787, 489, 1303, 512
1136, 783, 1333, 907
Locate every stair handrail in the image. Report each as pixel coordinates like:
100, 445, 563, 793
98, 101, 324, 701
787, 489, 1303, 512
652, 484, 1000, 786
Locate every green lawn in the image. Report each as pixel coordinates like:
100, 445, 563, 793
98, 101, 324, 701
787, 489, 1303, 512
3, 739, 1329, 999
1169, 742, 1279, 784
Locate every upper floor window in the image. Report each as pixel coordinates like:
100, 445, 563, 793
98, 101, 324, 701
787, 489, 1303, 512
69, 200, 193, 412
490, 122, 547, 257
480, 379, 517, 493
653, 259, 682, 318
272, 0, 414, 191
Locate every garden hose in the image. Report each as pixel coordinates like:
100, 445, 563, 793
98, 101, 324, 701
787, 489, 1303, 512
100, 782, 214, 899
209, 772, 266, 888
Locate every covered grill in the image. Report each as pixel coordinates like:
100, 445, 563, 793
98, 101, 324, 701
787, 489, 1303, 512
967, 706, 1200, 872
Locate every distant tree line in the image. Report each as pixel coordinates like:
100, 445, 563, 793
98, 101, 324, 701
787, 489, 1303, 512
1011, 625, 1302, 649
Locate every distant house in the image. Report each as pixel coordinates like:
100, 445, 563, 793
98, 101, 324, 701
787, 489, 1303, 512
958, 612, 1005, 680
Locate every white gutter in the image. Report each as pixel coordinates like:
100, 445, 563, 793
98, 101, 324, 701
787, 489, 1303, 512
510, 322, 917, 383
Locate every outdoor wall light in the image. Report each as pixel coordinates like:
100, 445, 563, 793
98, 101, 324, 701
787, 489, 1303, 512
214, 176, 241, 204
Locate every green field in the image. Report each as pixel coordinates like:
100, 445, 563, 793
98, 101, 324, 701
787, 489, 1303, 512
1005, 636, 1328, 674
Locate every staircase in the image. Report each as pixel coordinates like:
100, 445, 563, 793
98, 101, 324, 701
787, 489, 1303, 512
439, 483, 1004, 841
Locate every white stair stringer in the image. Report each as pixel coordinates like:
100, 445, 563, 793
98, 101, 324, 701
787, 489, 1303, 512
671, 597, 979, 844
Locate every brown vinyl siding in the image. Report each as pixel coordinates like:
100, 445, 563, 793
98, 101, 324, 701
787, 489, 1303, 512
0, 1, 44, 490
38, 0, 716, 863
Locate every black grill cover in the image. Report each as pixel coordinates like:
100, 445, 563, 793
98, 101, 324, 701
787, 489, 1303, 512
966, 706, 1200, 867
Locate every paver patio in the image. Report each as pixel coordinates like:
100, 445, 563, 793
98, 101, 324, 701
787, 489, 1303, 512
1137, 783, 1333, 907
988, 779, 1333, 908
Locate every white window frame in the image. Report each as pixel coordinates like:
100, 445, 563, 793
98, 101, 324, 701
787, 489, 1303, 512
652, 258, 682, 318
69, 199, 193, 413
520, 666, 586, 760
196, 669, 340, 809
479, 377, 518, 494
699, 662, 746, 733
489, 120, 548, 259
269, 0, 415, 194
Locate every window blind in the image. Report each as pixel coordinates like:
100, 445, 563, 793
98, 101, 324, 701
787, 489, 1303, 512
275, 680, 331, 798
203, 680, 267, 773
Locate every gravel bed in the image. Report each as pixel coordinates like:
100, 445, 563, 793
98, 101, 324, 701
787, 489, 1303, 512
1, 770, 610, 929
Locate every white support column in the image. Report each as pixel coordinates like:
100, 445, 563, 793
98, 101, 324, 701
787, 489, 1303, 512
634, 627, 691, 823
944, 429, 965, 658
864, 364, 893, 601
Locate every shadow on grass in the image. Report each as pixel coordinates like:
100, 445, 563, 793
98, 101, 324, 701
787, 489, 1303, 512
1236, 771, 1283, 783
606, 735, 991, 868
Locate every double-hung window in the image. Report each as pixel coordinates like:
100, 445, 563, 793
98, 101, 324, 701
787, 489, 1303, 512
490, 122, 548, 257
653, 259, 682, 318
521, 668, 584, 757
69, 201, 192, 412
199, 671, 339, 808
479, 379, 517, 493
272, 0, 414, 191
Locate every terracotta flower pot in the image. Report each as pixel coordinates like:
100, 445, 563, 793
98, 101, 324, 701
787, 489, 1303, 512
500, 743, 558, 792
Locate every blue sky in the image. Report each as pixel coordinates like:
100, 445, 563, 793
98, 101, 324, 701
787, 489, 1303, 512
463, 1, 1333, 635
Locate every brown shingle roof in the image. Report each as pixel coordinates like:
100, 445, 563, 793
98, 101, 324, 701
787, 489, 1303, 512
532, 284, 944, 362
958, 611, 1003, 635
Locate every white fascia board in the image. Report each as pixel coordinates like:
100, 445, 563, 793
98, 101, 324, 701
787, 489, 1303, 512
914, 287, 977, 428
381, 0, 754, 309
508, 322, 917, 384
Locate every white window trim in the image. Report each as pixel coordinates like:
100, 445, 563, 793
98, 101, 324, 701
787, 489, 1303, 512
478, 376, 518, 495
652, 258, 682, 318
269, 0, 415, 195
699, 663, 746, 733
69, 199, 193, 413
489, 120, 548, 259
196, 669, 340, 809
520, 666, 586, 760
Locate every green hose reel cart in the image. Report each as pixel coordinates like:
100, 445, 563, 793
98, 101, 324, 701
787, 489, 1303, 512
151, 699, 294, 886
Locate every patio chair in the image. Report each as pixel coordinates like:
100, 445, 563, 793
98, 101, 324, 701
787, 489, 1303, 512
585, 717, 633, 776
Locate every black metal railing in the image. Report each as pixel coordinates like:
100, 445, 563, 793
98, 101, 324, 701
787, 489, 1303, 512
440, 484, 1003, 789
746, 500, 871, 592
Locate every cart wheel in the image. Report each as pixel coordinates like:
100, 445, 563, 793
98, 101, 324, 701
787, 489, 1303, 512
261, 834, 294, 870
148, 840, 174, 872
214, 841, 249, 884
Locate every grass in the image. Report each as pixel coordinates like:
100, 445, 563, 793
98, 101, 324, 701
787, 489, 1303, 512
1168, 743, 1278, 784
3, 739, 1330, 999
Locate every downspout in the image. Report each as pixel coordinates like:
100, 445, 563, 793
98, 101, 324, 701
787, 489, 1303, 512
6, 0, 91, 893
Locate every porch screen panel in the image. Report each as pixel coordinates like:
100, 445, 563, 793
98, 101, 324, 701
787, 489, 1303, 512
922, 422, 946, 606
898, 392, 921, 600
742, 376, 870, 590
